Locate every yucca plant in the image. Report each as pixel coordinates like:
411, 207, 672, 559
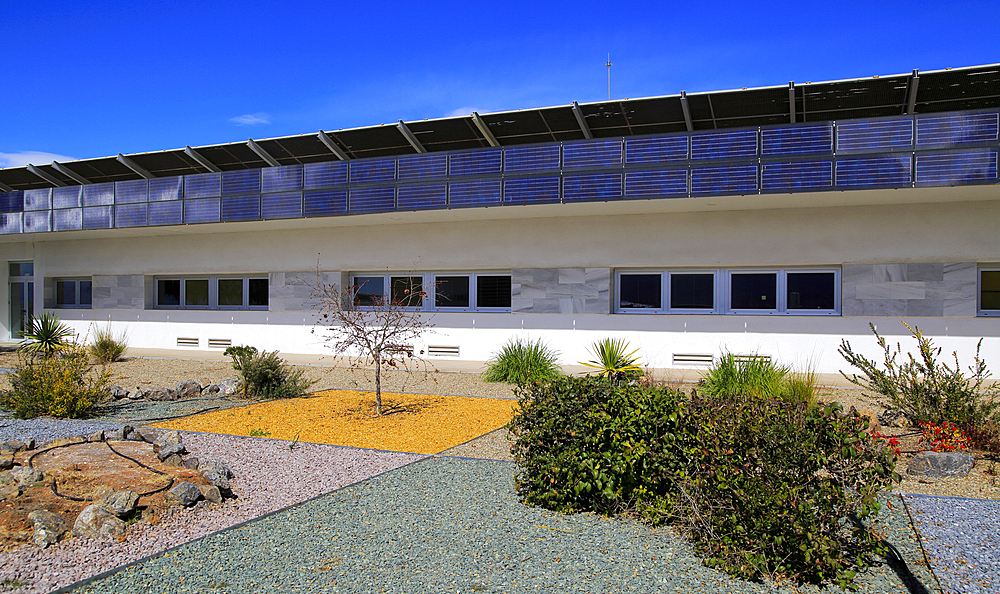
18, 313, 75, 359
483, 337, 562, 386
580, 338, 642, 384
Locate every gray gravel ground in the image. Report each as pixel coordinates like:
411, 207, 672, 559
902, 494, 1000, 594
69, 457, 935, 594
0, 413, 120, 444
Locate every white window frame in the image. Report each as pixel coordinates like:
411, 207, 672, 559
54, 278, 93, 309
155, 275, 268, 310
349, 272, 512, 312
978, 266, 1000, 317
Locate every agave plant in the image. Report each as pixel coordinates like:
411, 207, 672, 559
18, 313, 75, 358
580, 338, 642, 383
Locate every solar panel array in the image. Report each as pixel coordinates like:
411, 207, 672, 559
1, 109, 998, 234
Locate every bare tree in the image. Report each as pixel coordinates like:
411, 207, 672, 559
312, 275, 434, 416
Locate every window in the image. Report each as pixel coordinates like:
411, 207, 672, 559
55, 278, 92, 308
616, 268, 839, 315
156, 276, 268, 309
350, 272, 511, 311
979, 268, 1000, 315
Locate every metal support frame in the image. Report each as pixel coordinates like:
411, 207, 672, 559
0, 182, 13, 192
471, 112, 500, 147
184, 146, 221, 173
397, 120, 426, 153
906, 69, 921, 115
117, 154, 155, 179
679, 91, 694, 132
788, 82, 796, 124
571, 101, 593, 139
317, 131, 349, 160
246, 139, 281, 167
27, 164, 67, 187
51, 162, 91, 185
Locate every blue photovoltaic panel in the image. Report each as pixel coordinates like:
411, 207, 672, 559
761, 161, 833, 191
262, 165, 303, 193
916, 150, 998, 185
222, 170, 261, 195
504, 145, 560, 172
762, 124, 834, 156
148, 177, 182, 202
350, 158, 396, 184
563, 139, 622, 169
83, 183, 114, 206
115, 204, 146, 228
23, 211, 50, 233
691, 164, 758, 194
691, 130, 758, 160
148, 201, 183, 226
624, 169, 688, 197
503, 176, 560, 204
53, 208, 82, 232
563, 173, 623, 202
449, 149, 502, 176
836, 119, 913, 153
303, 190, 347, 217
916, 112, 1000, 147
262, 192, 303, 219
183, 173, 221, 199
52, 186, 82, 209
0, 192, 24, 213
24, 189, 51, 211
397, 184, 446, 210
0, 213, 23, 234
183, 198, 221, 224
115, 180, 148, 204
398, 154, 447, 180
349, 187, 395, 213
83, 207, 113, 230
303, 161, 347, 188
448, 180, 501, 207
222, 196, 262, 221
836, 155, 912, 187
625, 136, 688, 164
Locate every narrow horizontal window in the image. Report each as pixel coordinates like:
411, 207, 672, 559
155, 276, 269, 310
350, 272, 511, 312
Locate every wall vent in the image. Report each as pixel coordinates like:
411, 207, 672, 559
208, 339, 232, 349
427, 345, 460, 357
672, 353, 714, 367
734, 353, 772, 363
176, 337, 199, 348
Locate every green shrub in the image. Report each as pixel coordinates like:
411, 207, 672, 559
89, 324, 129, 363
701, 353, 788, 400
482, 337, 561, 385
509, 376, 898, 589
18, 313, 74, 358
1, 346, 110, 418
579, 338, 642, 384
839, 322, 999, 431
225, 345, 314, 399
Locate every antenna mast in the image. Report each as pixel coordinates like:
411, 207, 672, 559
606, 54, 612, 100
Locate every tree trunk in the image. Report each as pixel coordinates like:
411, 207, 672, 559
374, 348, 382, 416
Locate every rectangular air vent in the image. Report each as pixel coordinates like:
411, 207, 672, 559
672, 353, 714, 367
734, 353, 771, 363
427, 345, 460, 357
208, 339, 232, 349
176, 337, 199, 348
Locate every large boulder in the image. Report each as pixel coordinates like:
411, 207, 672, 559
100, 490, 139, 518
165, 482, 202, 507
198, 459, 234, 494
908, 451, 975, 479
28, 510, 68, 548
218, 377, 240, 396
175, 380, 203, 399
73, 504, 125, 540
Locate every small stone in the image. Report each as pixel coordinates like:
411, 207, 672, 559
153, 431, 183, 455
28, 510, 68, 548
9, 466, 45, 486
163, 453, 185, 467
72, 504, 125, 540
165, 482, 202, 507
192, 500, 212, 511
110, 385, 129, 400
136, 427, 164, 443
121, 425, 139, 441
908, 451, 975, 479
201, 384, 221, 396
198, 484, 222, 504
127, 388, 145, 400
878, 408, 912, 428
3, 441, 26, 453
106, 428, 125, 441
100, 490, 139, 518
175, 380, 203, 399
87, 430, 105, 443
23, 438, 35, 451
198, 459, 234, 493
157, 442, 187, 462
0, 484, 23, 501
183, 456, 200, 470
218, 377, 240, 396
0, 454, 13, 471
146, 387, 175, 401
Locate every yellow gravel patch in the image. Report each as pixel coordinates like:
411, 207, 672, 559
151, 390, 518, 455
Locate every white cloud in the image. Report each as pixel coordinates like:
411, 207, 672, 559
0, 151, 79, 169
445, 106, 478, 118
229, 112, 271, 126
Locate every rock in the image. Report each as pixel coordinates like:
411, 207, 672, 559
908, 451, 975, 478
163, 453, 185, 467
124, 426, 144, 441
192, 500, 212, 511
198, 484, 222, 504
165, 482, 202, 507
23, 438, 35, 451
3, 440, 27, 453
110, 385, 129, 400
201, 384, 220, 396
175, 380, 203, 399
100, 490, 139, 518
28, 510, 68, 548
127, 388, 145, 400
218, 377, 240, 396
106, 428, 125, 441
156, 443, 187, 462
183, 456, 200, 470
135, 427, 164, 443
9, 466, 45, 486
0, 484, 23, 501
198, 459, 234, 493
146, 387, 177, 401
153, 431, 183, 454
73, 504, 125, 540
87, 430, 105, 443
0, 454, 13, 471
879, 409, 911, 428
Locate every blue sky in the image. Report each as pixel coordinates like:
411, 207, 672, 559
2, 0, 997, 168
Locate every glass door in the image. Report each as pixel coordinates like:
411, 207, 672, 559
8, 263, 34, 340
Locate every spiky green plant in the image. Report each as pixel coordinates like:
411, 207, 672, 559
483, 337, 562, 386
579, 338, 642, 384
18, 313, 74, 358
89, 324, 129, 363
701, 352, 789, 401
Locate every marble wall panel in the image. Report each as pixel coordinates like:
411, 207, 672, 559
511, 268, 610, 314
92, 275, 144, 309
842, 262, 976, 318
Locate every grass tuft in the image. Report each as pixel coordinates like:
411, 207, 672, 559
482, 338, 562, 386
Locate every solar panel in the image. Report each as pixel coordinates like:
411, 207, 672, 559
836, 119, 913, 153
349, 187, 395, 213
222, 196, 262, 221
303, 190, 347, 217
52, 186, 82, 209
691, 130, 758, 160
183, 199, 221, 224
448, 180, 501, 207
625, 136, 688, 164
0, 213, 22, 234
262, 165, 303, 193
53, 208, 82, 232
563, 173, 623, 202
350, 158, 397, 184
397, 184, 447, 210
761, 161, 834, 191
115, 180, 148, 204
82, 206, 113, 230
503, 176, 560, 204
23, 211, 50, 233
398, 154, 448, 180
449, 149, 502, 176
836, 155, 912, 187
83, 183, 114, 206
563, 139, 623, 168
624, 169, 688, 197
24, 188, 52, 211
504, 145, 560, 172
916, 150, 998, 185
262, 192, 303, 219
183, 173, 221, 199
0, 192, 23, 213
762, 124, 834, 156
916, 112, 1000, 147
148, 177, 182, 202
222, 170, 261, 195
303, 161, 348, 188
148, 201, 184, 226
691, 164, 758, 194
